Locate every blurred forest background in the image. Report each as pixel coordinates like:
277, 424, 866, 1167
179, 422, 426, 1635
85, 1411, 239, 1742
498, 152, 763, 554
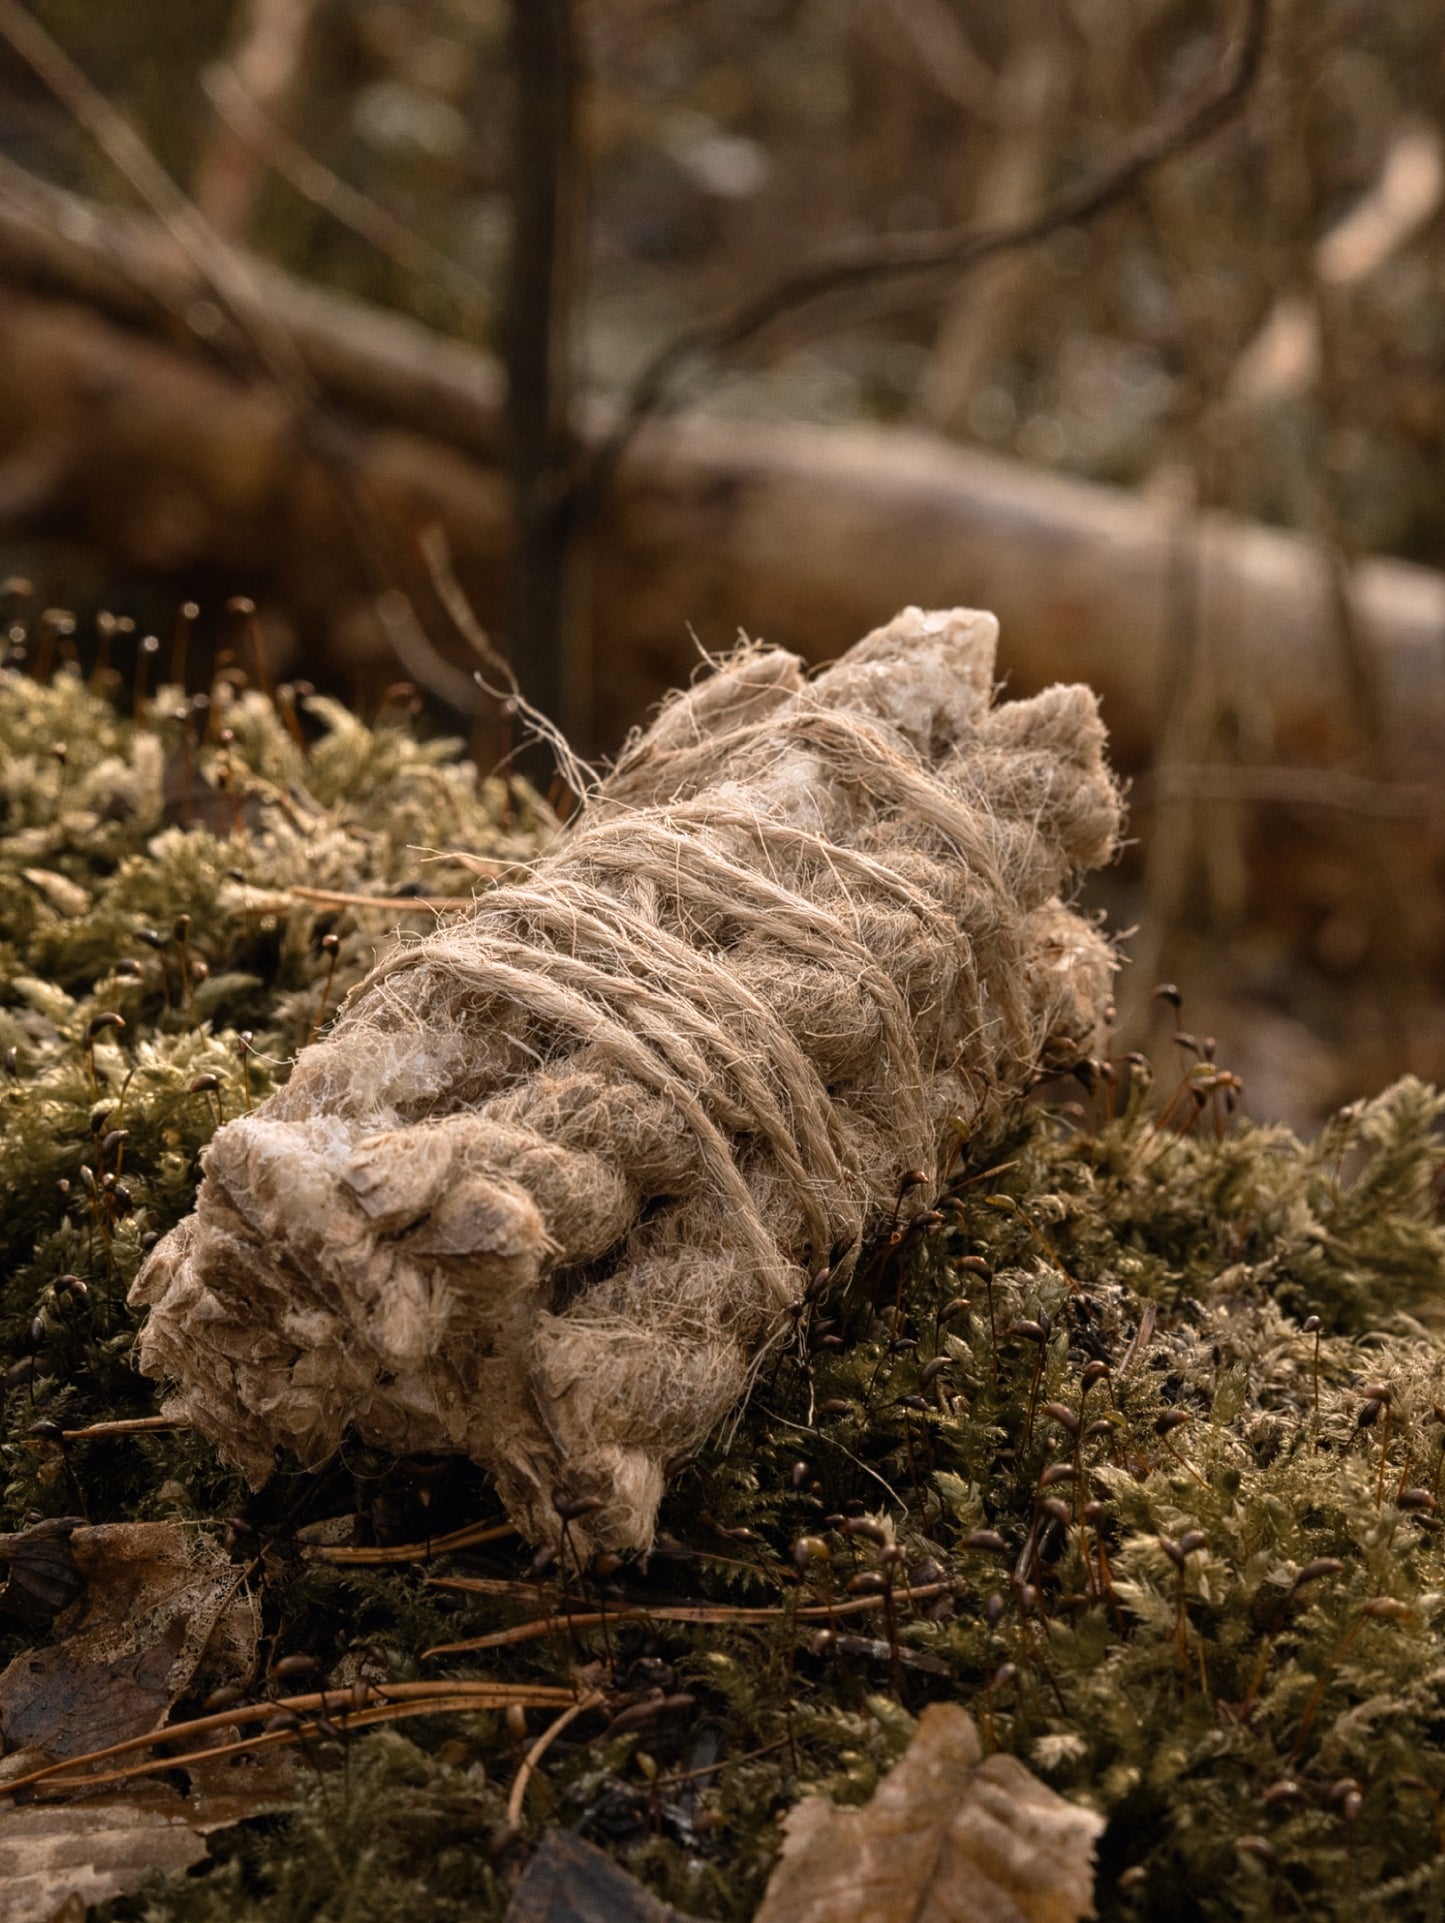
0, 0, 1442, 1125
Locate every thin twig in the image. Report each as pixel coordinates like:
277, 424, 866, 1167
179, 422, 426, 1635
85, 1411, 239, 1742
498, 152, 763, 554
423, 1579, 953, 1656
419, 524, 516, 688
653, 1734, 791, 1791
21, 1699, 546, 1799
27, 1696, 569, 1797
423, 1573, 553, 1602
880, 0, 1000, 125
420, 522, 598, 804
582, 0, 1270, 503
506, 1690, 605, 1830
304, 1518, 516, 1564
201, 60, 492, 306
0, 1680, 576, 1798
61, 1413, 184, 1441
0, 4, 500, 723
1116, 1303, 1158, 1378
192, 0, 319, 239
286, 887, 479, 914
0, 0, 313, 399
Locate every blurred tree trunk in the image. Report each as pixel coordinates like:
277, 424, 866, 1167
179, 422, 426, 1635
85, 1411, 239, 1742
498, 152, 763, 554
504, 0, 584, 741
192, 0, 319, 240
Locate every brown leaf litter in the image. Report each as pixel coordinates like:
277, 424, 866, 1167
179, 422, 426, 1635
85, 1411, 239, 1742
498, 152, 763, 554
754, 1702, 1103, 1923
0, 1763, 300, 1923
0, 1520, 256, 1763
0, 1521, 275, 1923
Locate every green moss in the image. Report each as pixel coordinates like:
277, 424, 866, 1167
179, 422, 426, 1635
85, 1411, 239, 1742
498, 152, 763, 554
0, 664, 548, 1533
5, 663, 1445, 1923
122, 1732, 515, 1923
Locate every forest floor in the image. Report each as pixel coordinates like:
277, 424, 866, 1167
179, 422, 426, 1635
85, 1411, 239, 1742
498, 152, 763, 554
3, 666, 1445, 1923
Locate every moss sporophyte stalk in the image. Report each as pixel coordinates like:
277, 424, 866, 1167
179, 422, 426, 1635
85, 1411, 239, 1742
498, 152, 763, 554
3, 636, 1445, 1922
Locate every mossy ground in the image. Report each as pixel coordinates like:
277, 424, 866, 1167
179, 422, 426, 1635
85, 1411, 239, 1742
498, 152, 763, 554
4, 661, 1445, 1923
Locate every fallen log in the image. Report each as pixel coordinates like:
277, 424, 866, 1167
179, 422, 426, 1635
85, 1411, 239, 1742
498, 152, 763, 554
0, 160, 507, 459
596, 415, 1445, 776
0, 170, 1442, 774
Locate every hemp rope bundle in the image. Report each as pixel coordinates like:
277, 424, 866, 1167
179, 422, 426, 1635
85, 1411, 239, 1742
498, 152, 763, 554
131, 607, 1121, 1551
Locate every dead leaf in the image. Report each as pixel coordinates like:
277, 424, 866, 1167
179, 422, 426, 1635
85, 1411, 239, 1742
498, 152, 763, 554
0, 1765, 296, 1923
507, 1829, 700, 1922
179, 1744, 303, 1825
0, 1522, 257, 1766
0, 1519, 86, 1629
0, 1796, 210, 1923
754, 1703, 1103, 1923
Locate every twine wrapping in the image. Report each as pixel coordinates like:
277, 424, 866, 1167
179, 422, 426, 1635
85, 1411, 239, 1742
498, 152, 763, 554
131, 607, 1121, 1550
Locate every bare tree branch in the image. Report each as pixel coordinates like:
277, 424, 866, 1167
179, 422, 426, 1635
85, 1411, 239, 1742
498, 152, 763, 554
193, 0, 319, 238
200, 61, 493, 309
0, 158, 505, 457
0, 0, 496, 720
584, 0, 1270, 504
0, 0, 315, 400
1143, 762, 1444, 821
878, 0, 1000, 126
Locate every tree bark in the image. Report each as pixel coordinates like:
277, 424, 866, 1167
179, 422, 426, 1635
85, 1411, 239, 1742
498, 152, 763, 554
504, 0, 584, 738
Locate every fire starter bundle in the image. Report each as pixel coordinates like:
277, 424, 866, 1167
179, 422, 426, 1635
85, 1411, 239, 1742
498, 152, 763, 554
130, 606, 1121, 1551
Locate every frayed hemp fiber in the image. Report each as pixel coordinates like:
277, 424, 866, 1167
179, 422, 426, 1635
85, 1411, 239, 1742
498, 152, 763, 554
131, 607, 1121, 1550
